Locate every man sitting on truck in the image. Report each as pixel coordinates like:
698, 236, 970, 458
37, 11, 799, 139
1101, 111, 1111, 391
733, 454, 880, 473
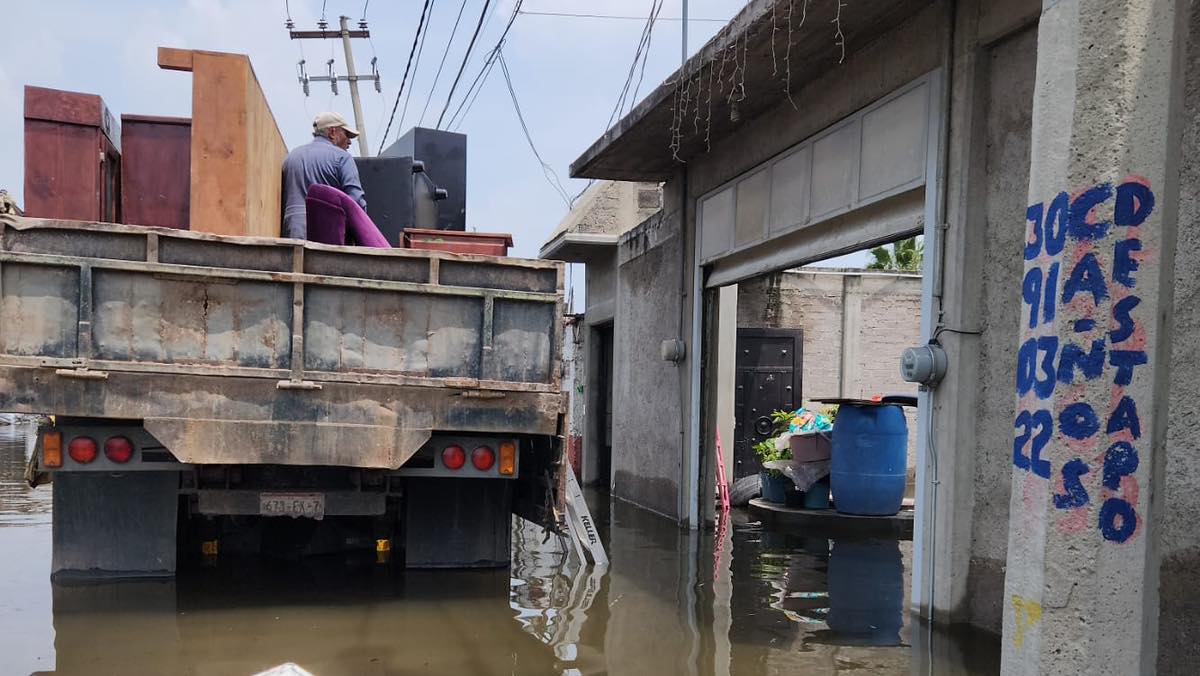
281, 112, 368, 239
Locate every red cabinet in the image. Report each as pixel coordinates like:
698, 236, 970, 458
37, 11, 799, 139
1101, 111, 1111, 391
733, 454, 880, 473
23, 86, 121, 222
120, 115, 191, 229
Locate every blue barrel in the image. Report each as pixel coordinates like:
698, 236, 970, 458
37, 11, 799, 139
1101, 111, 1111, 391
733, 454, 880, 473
831, 404, 907, 515
826, 539, 904, 645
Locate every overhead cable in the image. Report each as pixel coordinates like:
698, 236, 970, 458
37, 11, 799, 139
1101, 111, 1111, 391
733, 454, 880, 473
445, 0, 524, 129
379, 0, 435, 154
434, 0, 493, 128
497, 50, 572, 209
418, 0, 471, 126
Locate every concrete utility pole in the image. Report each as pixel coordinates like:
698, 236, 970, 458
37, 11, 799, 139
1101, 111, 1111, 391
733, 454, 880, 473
339, 15, 369, 157
1001, 0, 1187, 674
290, 15, 380, 157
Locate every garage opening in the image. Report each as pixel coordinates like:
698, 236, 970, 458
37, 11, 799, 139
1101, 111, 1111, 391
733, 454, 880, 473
715, 236, 926, 511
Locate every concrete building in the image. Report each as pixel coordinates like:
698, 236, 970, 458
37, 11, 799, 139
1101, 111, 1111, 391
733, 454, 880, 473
542, 0, 1199, 672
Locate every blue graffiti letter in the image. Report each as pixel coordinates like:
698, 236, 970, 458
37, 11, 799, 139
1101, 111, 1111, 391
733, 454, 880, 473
1062, 253, 1109, 307
1035, 336, 1058, 399
1057, 339, 1106, 384
1115, 181, 1155, 228
1060, 402, 1100, 440
1053, 459, 1091, 509
1022, 268, 1043, 330
1109, 350, 1148, 386
1044, 262, 1060, 325
1030, 409, 1053, 479
1099, 498, 1137, 543
1016, 339, 1036, 396
1113, 238, 1142, 289
1107, 395, 1142, 440
1013, 411, 1032, 472
1069, 183, 1113, 241
1025, 203, 1045, 261
1109, 295, 1141, 344
1044, 192, 1069, 256
1102, 441, 1139, 490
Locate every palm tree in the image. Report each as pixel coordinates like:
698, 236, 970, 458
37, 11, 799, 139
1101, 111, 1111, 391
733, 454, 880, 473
867, 237, 923, 272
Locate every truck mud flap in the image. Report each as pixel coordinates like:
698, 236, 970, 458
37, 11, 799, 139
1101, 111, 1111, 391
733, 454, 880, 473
52, 471, 180, 578
512, 434, 567, 534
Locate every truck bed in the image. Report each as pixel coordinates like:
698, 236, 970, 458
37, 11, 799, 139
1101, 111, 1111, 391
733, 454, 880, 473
0, 215, 565, 469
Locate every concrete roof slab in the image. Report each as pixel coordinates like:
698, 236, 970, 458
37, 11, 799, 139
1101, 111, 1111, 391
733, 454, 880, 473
570, 0, 933, 181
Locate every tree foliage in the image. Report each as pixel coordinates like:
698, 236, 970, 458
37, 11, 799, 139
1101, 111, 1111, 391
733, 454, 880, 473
867, 237, 924, 272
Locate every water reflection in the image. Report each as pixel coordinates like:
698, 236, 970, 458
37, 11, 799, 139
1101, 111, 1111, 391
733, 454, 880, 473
0, 424, 998, 675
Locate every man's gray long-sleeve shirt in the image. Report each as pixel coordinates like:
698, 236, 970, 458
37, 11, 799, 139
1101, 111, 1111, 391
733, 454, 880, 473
281, 135, 367, 239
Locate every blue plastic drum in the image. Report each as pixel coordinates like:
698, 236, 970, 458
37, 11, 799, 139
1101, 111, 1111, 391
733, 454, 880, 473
831, 404, 908, 516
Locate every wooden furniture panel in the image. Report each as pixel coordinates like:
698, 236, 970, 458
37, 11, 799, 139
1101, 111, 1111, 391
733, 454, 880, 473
120, 115, 191, 230
159, 47, 287, 238
24, 86, 121, 222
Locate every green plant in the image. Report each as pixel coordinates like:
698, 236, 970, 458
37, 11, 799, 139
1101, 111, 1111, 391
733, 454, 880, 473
822, 405, 839, 425
867, 237, 924, 272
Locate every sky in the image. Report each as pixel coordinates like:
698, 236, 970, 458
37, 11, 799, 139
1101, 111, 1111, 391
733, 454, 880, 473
1, 0, 867, 306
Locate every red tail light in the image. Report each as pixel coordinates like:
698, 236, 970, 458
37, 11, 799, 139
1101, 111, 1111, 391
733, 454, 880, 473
68, 437, 98, 464
442, 445, 466, 470
472, 445, 495, 471
104, 436, 134, 463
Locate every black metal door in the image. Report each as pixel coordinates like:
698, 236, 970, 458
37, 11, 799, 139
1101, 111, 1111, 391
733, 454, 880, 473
596, 324, 614, 486
733, 329, 803, 481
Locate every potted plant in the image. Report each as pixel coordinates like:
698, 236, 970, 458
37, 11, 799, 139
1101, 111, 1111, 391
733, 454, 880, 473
754, 438, 791, 503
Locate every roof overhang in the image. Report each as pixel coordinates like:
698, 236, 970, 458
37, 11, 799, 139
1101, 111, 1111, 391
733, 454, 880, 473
570, 0, 933, 181
539, 231, 620, 263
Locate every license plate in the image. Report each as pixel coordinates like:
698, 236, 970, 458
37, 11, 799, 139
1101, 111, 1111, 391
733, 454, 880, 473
259, 492, 325, 520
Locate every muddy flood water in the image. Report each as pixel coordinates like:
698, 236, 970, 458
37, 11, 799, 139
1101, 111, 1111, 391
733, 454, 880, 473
0, 423, 999, 675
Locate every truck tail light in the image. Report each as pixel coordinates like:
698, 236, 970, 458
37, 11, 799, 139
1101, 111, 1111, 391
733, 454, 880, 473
442, 445, 466, 470
104, 436, 134, 464
499, 441, 516, 476
471, 445, 495, 471
42, 431, 63, 468
68, 436, 98, 464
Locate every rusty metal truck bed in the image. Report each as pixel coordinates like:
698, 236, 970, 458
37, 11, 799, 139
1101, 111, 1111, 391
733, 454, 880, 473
0, 216, 565, 469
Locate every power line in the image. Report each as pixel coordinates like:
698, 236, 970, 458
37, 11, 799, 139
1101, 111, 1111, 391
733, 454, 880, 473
607, 0, 664, 130
517, 10, 724, 22
448, 51, 499, 130
434, 0, 493, 128
379, 0, 435, 154
419, 0, 470, 127
497, 50, 572, 209
396, 0, 438, 137
628, 0, 665, 110
444, 0, 523, 129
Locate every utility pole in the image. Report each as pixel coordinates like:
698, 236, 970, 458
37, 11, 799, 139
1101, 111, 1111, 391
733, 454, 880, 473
681, 0, 688, 66
338, 16, 369, 157
291, 15, 380, 157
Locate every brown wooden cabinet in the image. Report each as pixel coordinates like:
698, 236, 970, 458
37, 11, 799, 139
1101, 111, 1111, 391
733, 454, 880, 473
23, 85, 121, 222
120, 115, 191, 229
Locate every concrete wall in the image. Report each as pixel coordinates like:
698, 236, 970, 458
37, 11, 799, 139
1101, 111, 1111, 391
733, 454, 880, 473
964, 23, 1038, 634
611, 209, 685, 518
736, 270, 923, 488
584, 252, 617, 326
552, 180, 663, 238
1159, 6, 1200, 671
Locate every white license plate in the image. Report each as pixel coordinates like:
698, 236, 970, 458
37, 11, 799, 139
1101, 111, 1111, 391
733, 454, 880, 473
259, 492, 325, 520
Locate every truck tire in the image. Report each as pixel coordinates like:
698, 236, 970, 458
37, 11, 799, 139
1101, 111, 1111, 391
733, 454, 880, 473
729, 474, 761, 507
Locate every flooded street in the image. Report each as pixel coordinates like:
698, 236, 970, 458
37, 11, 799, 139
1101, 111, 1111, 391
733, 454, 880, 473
0, 424, 998, 675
